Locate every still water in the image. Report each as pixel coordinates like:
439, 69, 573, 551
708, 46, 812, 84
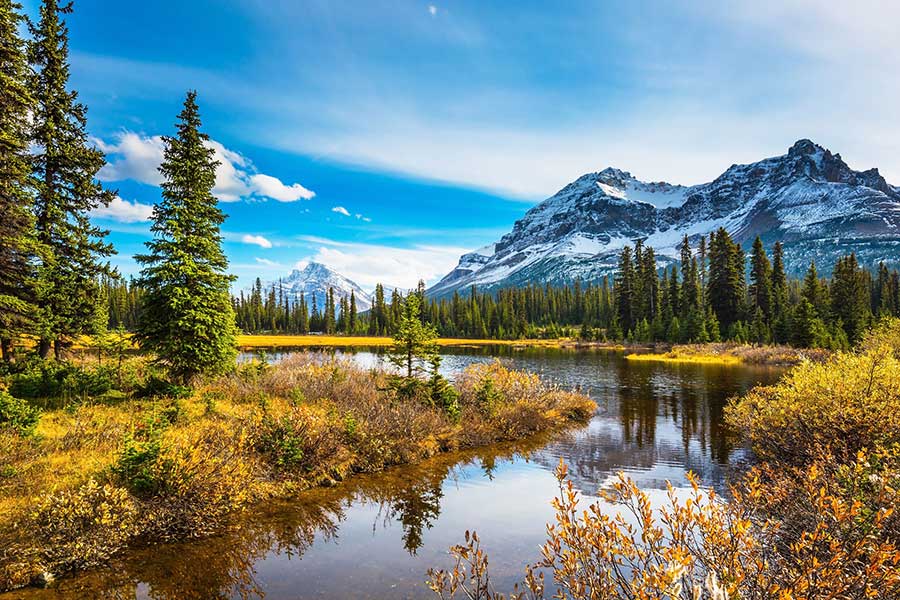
18, 347, 784, 600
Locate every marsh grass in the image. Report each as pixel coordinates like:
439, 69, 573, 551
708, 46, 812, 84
627, 342, 831, 366
0, 353, 594, 591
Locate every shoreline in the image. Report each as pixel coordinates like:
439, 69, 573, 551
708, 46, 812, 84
235, 335, 828, 366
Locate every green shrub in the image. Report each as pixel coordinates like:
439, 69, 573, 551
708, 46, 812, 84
474, 378, 503, 416
8, 359, 114, 402
0, 390, 40, 436
201, 390, 224, 414
256, 415, 308, 469
135, 375, 191, 399
430, 374, 460, 422
112, 420, 169, 496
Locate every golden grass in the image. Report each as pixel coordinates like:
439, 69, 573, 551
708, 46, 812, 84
626, 343, 831, 366
625, 351, 743, 366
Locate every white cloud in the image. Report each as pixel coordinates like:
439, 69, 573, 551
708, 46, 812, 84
255, 257, 280, 266
249, 173, 315, 202
257, 1, 900, 199
354, 213, 372, 222
241, 234, 273, 248
331, 206, 351, 216
97, 131, 316, 203
91, 195, 154, 223
428, 4, 437, 16
296, 236, 469, 289
96, 133, 165, 185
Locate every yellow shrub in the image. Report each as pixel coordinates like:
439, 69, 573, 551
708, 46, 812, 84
726, 345, 900, 464
31, 479, 138, 572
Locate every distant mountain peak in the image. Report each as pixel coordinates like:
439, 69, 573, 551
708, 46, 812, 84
272, 263, 372, 312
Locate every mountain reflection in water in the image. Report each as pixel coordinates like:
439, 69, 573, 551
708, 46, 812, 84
15, 347, 784, 600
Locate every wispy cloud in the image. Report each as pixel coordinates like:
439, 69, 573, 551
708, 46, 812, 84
97, 131, 316, 203
254, 257, 281, 266
331, 206, 351, 216
296, 236, 469, 289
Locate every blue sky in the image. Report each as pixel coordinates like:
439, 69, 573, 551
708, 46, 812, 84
22, 0, 900, 290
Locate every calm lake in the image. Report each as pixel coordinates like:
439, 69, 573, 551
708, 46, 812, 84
14, 347, 785, 600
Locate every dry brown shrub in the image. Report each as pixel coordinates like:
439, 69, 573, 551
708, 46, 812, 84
141, 420, 261, 540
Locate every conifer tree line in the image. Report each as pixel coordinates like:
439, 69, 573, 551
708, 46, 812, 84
226, 229, 896, 350
415, 230, 892, 349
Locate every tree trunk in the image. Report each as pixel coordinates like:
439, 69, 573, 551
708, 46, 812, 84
38, 338, 51, 359
53, 339, 62, 361
0, 338, 11, 363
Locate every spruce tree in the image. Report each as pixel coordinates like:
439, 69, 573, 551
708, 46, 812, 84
0, 0, 35, 361
615, 246, 635, 333
801, 262, 827, 316
298, 292, 309, 334
829, 254, 870, 344
348, 291, 357, 334
135, 91, 236, 383
29, 0, 115, 359
748, 236, 773, 319
388, 292, 438, 379
707, 228, 743, 331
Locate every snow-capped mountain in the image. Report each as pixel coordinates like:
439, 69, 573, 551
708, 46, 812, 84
429, 140, 900, 297
271, 262, 372, 312
266, 263, 407, 313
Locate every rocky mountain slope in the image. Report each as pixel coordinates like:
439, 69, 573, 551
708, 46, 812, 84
429, 139, 900, 297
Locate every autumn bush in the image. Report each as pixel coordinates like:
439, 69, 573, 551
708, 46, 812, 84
726, 322, 900, 465
429, 457, 900, 600
455, 361, 596, 444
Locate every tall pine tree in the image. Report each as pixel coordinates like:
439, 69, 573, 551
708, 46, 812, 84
0, 0, 36, 361
29, 0, 115, 359
135, 92, 236, 383
748, 236, 773, 319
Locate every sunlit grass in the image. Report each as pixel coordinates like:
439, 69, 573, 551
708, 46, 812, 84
625, 351, 743, 365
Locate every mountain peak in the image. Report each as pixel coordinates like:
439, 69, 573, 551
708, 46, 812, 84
429, 138, 900, 298
788, 138, 823, 157
274, 263, 373, 312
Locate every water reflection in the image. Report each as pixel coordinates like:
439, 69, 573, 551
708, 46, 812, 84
13, 348, 783, 600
